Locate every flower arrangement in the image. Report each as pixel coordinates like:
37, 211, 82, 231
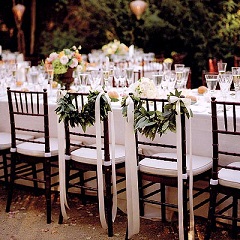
102, 39, 129, 56
130, 77, 158, 98
45, 46, 83, 75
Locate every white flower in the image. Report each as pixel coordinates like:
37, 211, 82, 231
130, 77, 158, 98
60, 55, 69, 65
70, 58, 78, 68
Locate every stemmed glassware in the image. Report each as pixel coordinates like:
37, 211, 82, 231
89, 70, 102, 90
113, 67, 121, 88
205, 74, 218, 96
152, 71, 164, 93
232, 67, 240, 97
46, 65, 54, 97
126, 67, 134, 87
78, 73, 89, 92
218, 72, 233, 100
217, 62, 227, 75
174, 64, 185, 89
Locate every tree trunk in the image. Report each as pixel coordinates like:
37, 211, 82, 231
30, 0, 36, 55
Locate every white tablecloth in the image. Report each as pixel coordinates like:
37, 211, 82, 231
1, 89, 240, 220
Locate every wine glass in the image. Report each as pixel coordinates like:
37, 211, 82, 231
152, 71, 164, 93
46, 65, 54, 97
231, 67, 240, 96
113, 67, 121, 88
174, 64, 185, 89
205, 74, 218, 96
218, 72, 232, 100
78, 73, 89, 92
217, 62, 227, 75
89, 70, 102, 90
126, 67, 134, 86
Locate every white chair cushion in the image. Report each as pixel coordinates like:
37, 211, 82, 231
218, 162, 240, 189
139, 152, 212, 177
0, 132, 34, 150
17, 137, 58, 157
71, 144, 125, 165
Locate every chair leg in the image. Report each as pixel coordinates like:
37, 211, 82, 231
79, 171, 86, 205
105, 166, 113, 237
232, 196, 238, 239
161, 183, 166, 222
44, 160, 52, 224
6, 154, 16, 212
32, 163, 38, 194
183, 179, 188, 240
138, 173, 144, 216
204, 185, 217, 240
2, 153, 9, 186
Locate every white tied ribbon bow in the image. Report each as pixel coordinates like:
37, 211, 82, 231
169, 96, 194, 240
95, 92, 118, 229
125, 96, 140, 239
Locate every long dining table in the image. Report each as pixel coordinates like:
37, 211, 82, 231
0, 87, 239, 221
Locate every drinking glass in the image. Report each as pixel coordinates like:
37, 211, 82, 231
126, 67, 134, 86
119, 69, 127, 89
90, 70, 102, 90
29, 67, 39, 91
217, 62, 227, 75
181, 67, 190, 89
163, 62, 172, 72
152, 71, 164, 91
218, 72, 232, 99
205, 74, 218, 96
72, 69, 80, 91
167, 70, 177, 92
231, 67, 240, 93
174, 64, 185, 89
46, 65, 54, 97
113, 67, 121, 88
78, 73, 89, 92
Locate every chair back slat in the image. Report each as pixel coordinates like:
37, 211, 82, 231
136, 97, 185, 166
211, 97, 240, 175
64, 92, 110, 163
7, 87, 50, 153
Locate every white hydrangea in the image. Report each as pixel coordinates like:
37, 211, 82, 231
130, 77, 158, 98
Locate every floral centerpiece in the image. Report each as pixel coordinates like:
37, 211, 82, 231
130, 77, 158, 98
45, 46, 83, 89
102, 39, 129, 56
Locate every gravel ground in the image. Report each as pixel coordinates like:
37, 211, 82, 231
0, 183, 234, 240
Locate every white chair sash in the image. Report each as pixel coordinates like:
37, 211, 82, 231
169, 96, 194, 240
95, 92, 118, 229
125, 96, 140, 239
57, 90, 69, 219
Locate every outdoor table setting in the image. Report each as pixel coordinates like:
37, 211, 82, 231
1, 52, 240, 239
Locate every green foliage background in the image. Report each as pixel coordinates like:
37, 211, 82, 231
38, 0, 240, 87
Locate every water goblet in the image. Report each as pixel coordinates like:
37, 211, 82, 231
231, 67, 240, 94
46, 65, 54, 97
168, 70, 177, 92
113, 67, 121, 88
174, 64, 185, 89
218, 72, 232, 100
152, 71, 164, 93
126, 67, 134, 86
90, 70, 102, 90
163, 62, 172, 72
217, 62, 227, 75
79, 73, 89, 92
205, 74, 218, 96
